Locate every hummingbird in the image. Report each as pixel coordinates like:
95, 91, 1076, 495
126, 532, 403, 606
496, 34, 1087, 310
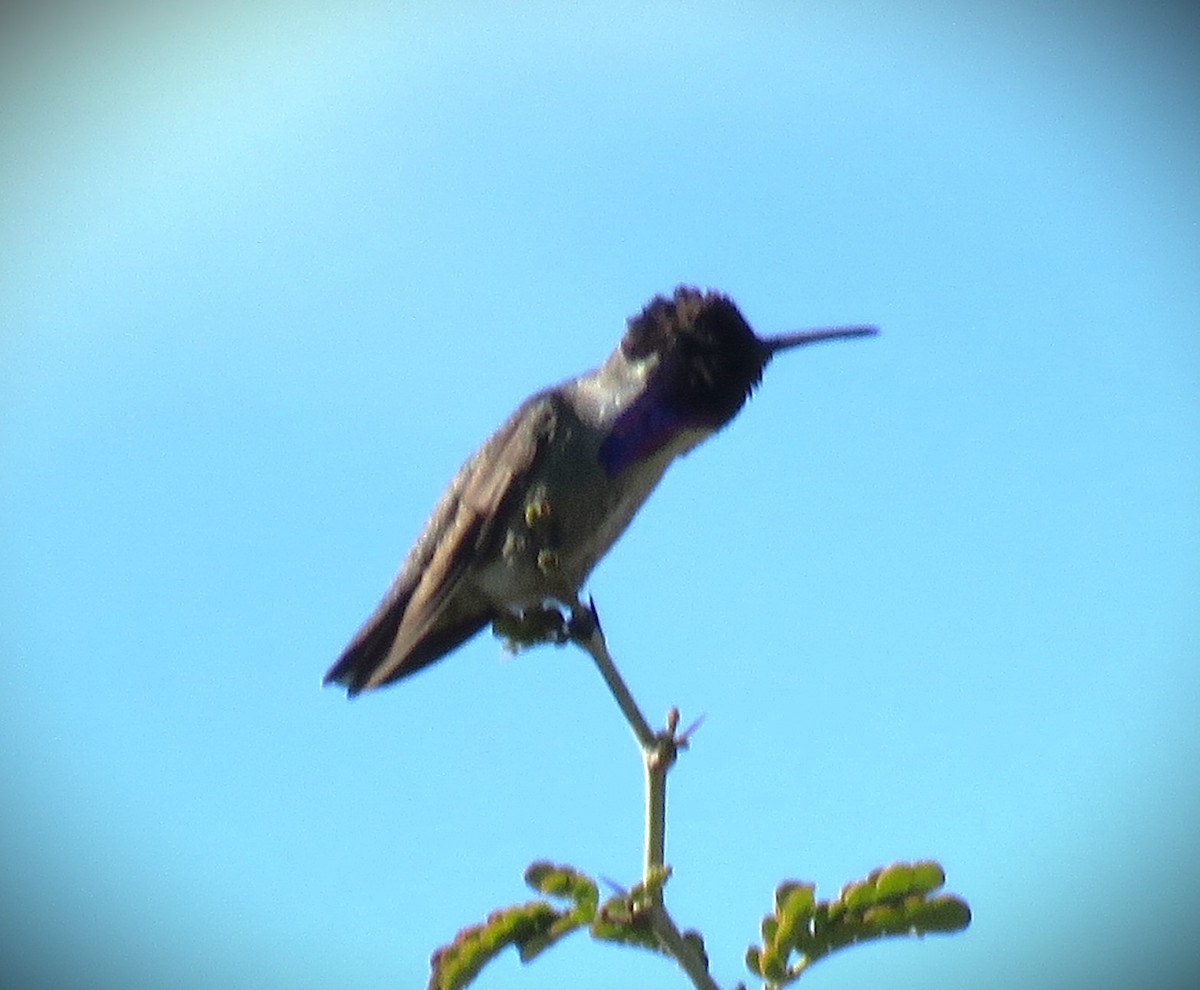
325, 286, 876, 695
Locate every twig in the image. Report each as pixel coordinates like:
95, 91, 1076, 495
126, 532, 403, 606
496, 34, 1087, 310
647, 904, 720, 990
569, 598, 721, 990
644, 724, 670, 878
569, 598, 654, 749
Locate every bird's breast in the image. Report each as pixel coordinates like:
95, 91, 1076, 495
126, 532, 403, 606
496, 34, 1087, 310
472, 393, 707, 611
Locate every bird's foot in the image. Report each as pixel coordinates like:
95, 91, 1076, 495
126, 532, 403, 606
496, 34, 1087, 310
492, 603, 572, 653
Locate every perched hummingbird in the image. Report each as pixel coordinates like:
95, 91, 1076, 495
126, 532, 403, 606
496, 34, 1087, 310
325, 286, 875, 695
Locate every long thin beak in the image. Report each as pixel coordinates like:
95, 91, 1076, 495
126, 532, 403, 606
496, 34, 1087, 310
761, 324, 879, 357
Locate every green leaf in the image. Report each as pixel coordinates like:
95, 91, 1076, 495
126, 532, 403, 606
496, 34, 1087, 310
757, 945, 788, 984
773, 881, 816, 950
745, 860, 971, 988
862, 902, 906, 934
745, 944, 763, 977
906, 894, 973, 934
524, 861, 599, 914
839, 878, 874, 912
872, 863, 916, 901
908, 860, 947, 895
775, 881, 816, 918
428, 901, 560, 990
428, 862, 603, 990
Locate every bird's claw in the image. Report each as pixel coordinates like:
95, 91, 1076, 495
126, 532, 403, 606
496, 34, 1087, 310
493, 604, 571, 652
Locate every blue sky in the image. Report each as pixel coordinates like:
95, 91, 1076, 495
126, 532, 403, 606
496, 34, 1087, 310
2, 2, 1197, 988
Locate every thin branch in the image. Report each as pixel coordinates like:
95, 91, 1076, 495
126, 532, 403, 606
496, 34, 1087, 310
644, 734, 669, 878
569, 598, 721, 990
568, 597, 654, 749
648, 903, 721, 990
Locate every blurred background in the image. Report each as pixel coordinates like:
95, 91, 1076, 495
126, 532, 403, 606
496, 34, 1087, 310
2, 2, 1197, 988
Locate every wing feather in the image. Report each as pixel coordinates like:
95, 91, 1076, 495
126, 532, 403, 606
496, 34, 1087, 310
324, 396, 557, 694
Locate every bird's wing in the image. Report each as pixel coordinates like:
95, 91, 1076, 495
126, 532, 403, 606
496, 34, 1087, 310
324, 395, 558, 694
